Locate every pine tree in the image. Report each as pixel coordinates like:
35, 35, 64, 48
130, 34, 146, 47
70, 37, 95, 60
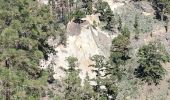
152, 0, 170, 20
90, 55, 108, 100
135, 42, 170, 85
110, 34, 130, 66
90, 55, 119, 99
105, 7, 115, 31
65, 56, 82, 99
0, 0, 57, 99
96, 0, 115, 31
109, 28, 131, 81
87, 0, 93, 15
82, 73, 95, 99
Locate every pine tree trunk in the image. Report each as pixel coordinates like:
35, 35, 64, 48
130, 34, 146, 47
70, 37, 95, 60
161, 11, 164, 21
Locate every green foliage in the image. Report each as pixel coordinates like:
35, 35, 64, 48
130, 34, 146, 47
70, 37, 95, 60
110, 34, 130, 66
73, 10, 86, 23
121, 27, 131, 39
61, 57, 96, 99
109, 28, 131, 83
159, 0, 170, 14
0, 66, 49, 99
96, 0, 110, 20
105, 8, 115, 31
96, 0, 115, 31
59, 32, 67, 46
65, 56, 82, 99
87, 0, 93, 15
90, 55, 108, 87
135, 42, 170, 85
99, 96, 108, 100
151, 0, 170, 20
90, 55, 118, 99
83, 0, 93, 15
92, 20, 97, 28
53, 0, 89, 25
82, 74, 96, 99
66, 56, 78, 71
0, 0, 57, 99
90, 55, 108, 99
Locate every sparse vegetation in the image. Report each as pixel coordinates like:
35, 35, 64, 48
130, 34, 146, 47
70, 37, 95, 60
134, 15, 140, 40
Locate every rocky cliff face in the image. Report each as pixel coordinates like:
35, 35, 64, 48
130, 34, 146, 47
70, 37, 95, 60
39, 0, 128, 81
40, 15, 117, 82
40, 0, 154, 82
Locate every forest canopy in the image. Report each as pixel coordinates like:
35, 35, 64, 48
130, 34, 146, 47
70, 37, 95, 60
0, 0, 56, 99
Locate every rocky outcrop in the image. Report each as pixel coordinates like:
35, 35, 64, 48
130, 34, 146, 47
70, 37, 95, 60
40, 15, 117, 82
